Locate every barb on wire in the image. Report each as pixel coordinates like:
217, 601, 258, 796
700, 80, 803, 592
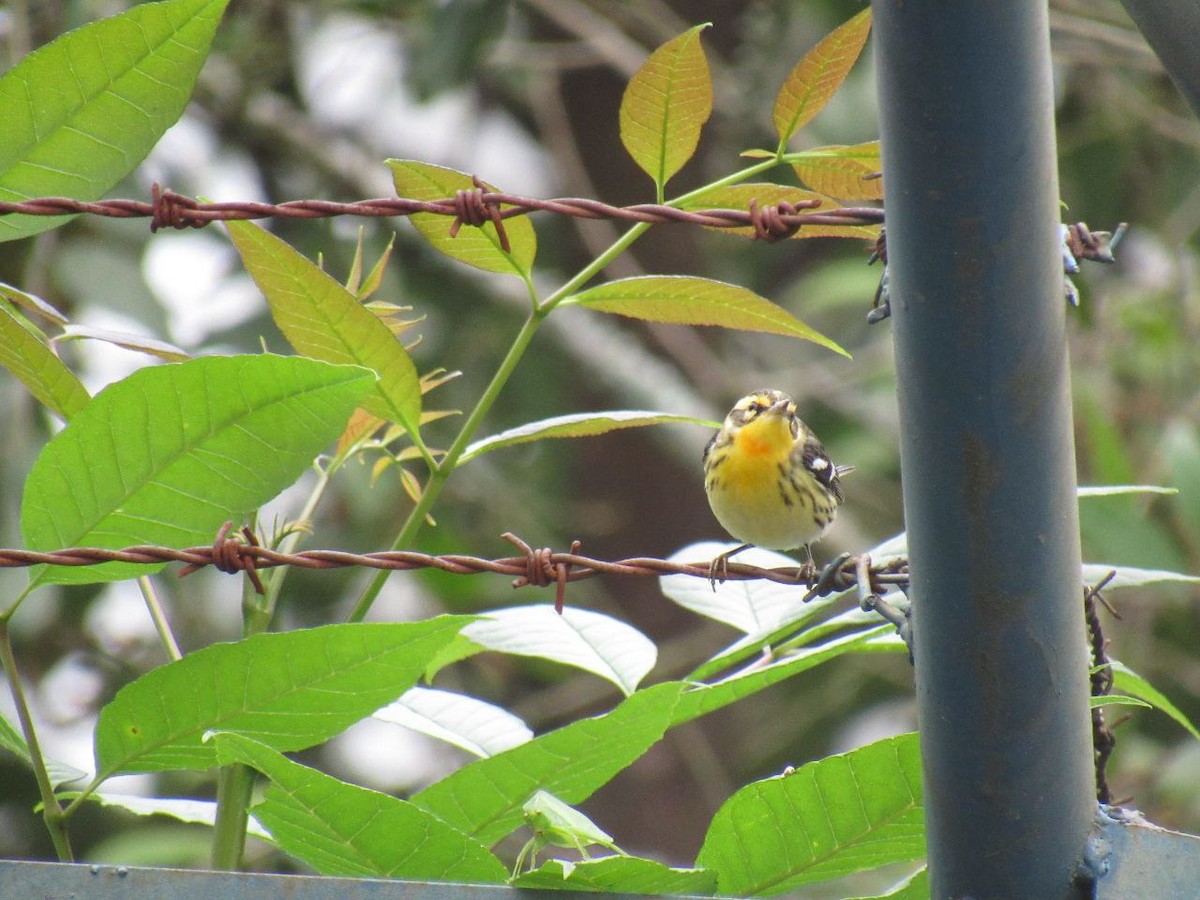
0, 184, 885, 240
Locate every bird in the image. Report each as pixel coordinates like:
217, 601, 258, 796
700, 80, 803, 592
703, 389, 852, 586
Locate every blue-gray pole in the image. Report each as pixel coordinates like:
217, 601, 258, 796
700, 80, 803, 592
872, 4, 1095, 898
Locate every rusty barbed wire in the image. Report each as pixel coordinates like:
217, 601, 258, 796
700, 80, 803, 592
1086, 569, 1119, 805
0, 529, 910, 614
0, 182, 885, 242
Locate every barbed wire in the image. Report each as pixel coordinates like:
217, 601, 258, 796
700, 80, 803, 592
0, 182, 885, 244
1086, 569, 1120, 805
1, 527, 910, 613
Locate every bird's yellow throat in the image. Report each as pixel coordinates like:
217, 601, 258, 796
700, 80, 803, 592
732, 414, 793, 459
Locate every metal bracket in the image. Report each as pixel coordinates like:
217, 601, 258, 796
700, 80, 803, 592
1080, 805, 1200, 898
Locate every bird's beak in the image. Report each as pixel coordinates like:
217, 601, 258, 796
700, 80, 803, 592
767, 398, 792, 417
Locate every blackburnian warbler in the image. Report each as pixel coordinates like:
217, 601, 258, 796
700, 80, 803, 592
703, 389, 852, 583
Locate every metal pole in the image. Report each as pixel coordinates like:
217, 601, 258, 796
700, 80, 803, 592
872, 4, 1095, 898
1120, 0, 1200, 118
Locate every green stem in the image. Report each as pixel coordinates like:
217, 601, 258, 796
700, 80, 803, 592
253, 456, 339, 629
0, 622, 74, 861
539, 156, 780, 314
137, 576, 182, 661
211, 761, 255, 870
346, 309, 546, 622
345, 156, 785, 623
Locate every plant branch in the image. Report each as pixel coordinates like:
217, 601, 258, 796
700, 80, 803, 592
0, 622, 73, 861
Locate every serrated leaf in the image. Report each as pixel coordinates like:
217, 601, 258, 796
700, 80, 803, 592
698, 732, 923, 896
82, 792, 271, 841
0, 302, 89, 421
374, 687, 533, 758
680, 183, 880, 240
789, 142, 884, 201
514, 856, 717, 895
461, 410, 715, 464
55, 325, 190, 362
619, 24, 712, 193
386, 160, 536, 277
774, 9, 872, 147
93, 618, 471, 778
0, 0, 231, 242
1111, 661, 1200, 740
226, 220, 422, 441
21, 355, 374, 586
565, 275, 847, 356
214, 733, 507, 882
412, 681, 683, 845
461, 606, 657, 696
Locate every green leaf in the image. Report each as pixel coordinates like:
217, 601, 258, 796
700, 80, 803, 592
565, 275, 848, 356
675, 626, 901, 725
619, 24, 712, 193
386, 159, 536, 277
1089, 695, 1151, 710
1078, 484, 1179, 497
0, 301, 89, 421
412, 681, 683, 845
55, 325, 190, 362
226, 220, 423, 441
0, 281, 70, 326
460, 410, 715, 464
0, 711, 29, 766
0, 710, 88, 786
1081, 563, 1200, 590
461, 606, 657, 696
93, 617, 471, 778
515, 856, 717, 895
774, 9, 873, 148
1111, 661, 1200, 741
0, 0, 231, 242
373, 687, 533, 758
788, 142, 884, 201
78, 792, 271, 841
680, 183, 880, 239
698, 733, 924, 896
21, 355, 374, 586
214, 733, 507, 882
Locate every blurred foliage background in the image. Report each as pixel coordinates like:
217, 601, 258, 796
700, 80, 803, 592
0, 0, 1198, 879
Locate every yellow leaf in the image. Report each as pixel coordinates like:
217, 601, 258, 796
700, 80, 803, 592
773, 9, 872, 148
566, 275, 847, 357
790, 142, 883, 201
619, 24, 713, 193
